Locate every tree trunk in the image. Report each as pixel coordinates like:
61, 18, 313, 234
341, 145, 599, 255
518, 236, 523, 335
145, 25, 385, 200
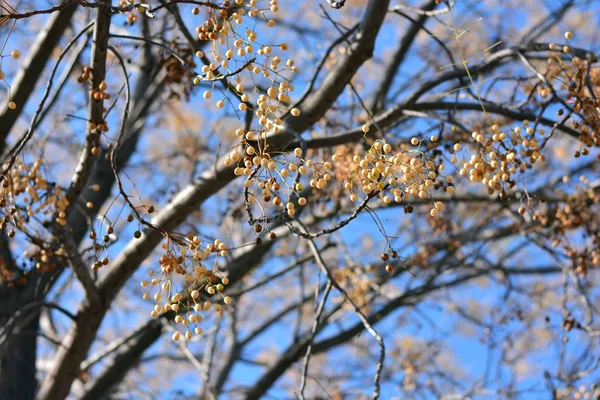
0, 285, 39, 400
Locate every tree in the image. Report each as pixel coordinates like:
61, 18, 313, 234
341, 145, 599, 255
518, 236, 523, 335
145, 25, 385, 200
1, 0, 600, 398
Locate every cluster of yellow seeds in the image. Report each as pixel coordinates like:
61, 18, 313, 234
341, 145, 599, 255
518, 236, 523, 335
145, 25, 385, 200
332, 267, 372, 309
451, 121, 546, 196
193, 0, 294, 112
227, 136, 447, 225
0, 159, 68, 233
555, 384, 600, 400
0, 158, 71, 283
141, 235, 232, 340
334, 139, 446, 214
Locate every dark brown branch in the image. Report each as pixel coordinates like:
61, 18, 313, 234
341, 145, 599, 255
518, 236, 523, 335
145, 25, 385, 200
408, 101, 581, 139
0, 1, 78, 152
287, 0, 391, 134
37, 2, 113, 398
0, 0, 221, 20
79, 320, 164, 400
370, 0, 438, 112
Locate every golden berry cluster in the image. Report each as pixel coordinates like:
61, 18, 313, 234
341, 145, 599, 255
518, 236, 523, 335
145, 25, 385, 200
191, 0, 297, 141
0, 158, 70, 283
529, 176, 600, 279
332, 266, 372, 310
116, 0, 144, 24
450, 121, 546, 197
225, 134, 448, 228
334, 139, 446, 216
192, 0, 294, 97
90, 79, 111, 102
141, 235, 232, 340
0, 158, 68, 233
555, 384, 600, 400
75, 66, 111, 132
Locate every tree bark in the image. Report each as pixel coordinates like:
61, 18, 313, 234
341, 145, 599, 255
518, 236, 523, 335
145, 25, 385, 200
0, 285, 39, 400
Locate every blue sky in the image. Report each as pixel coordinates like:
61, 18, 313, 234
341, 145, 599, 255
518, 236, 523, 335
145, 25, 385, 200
4, 0, 600, 398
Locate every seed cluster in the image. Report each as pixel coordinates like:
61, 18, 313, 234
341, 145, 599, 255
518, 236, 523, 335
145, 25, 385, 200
334, 139, 447, 215
226, 135, 447, 235
555, 384, 600, 400
117, 0, 141, 24
75, 67, 111, 132
546, 46, 600, 153
0, 158, 68, 234
529, 176, 600, 279
450, 121, 546, 197
141, 235, 232, 340
90, 79, 111, 102
0, 158, 71, 284
192, 0, 296, 112
332, 266, 372, 309
88, 220, 115, 272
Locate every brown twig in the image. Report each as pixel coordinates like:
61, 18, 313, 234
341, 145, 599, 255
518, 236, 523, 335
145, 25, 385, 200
297, 221, 385, 400
0, 0, 222, 20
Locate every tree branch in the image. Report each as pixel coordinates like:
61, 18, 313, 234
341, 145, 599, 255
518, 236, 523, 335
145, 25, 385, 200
0, 0, 77, 151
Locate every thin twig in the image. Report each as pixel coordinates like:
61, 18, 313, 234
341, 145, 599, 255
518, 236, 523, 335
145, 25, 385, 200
0, 21, 94, 181
108, 46, 165, 234
297, 221, 385, 400
298, 280, 332, 400
63, 234, 102, 307
0, 0, 222, 20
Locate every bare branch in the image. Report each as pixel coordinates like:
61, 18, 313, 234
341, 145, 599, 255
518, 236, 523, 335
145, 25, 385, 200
37, 2, 114, 398
0, 1, 77, 149
298, 222, 385, 400
298, 280, 332, 400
